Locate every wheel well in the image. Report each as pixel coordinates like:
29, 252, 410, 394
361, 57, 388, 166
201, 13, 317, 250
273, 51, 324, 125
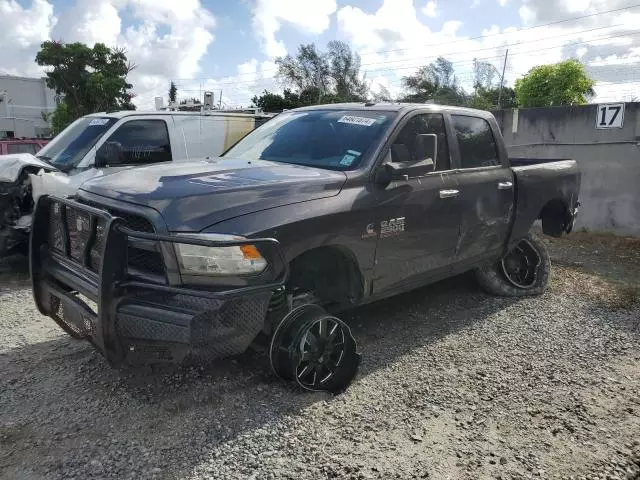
288, 246, 364, 309
539, 199, 569, 237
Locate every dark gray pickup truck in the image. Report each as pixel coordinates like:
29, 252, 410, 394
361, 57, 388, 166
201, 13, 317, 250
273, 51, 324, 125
30, 103, 580, 392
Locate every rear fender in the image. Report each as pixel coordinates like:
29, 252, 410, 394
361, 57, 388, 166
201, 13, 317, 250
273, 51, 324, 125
508, 160, 581, 244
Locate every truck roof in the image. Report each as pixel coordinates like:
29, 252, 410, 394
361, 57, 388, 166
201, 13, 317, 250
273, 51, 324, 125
294, 102, 495, 119
85, 110, 273, 119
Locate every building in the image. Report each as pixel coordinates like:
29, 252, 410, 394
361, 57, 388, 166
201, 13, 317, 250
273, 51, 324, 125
0, 75, 57, 139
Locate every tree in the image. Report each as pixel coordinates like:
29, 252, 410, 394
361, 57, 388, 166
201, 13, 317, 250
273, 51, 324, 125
469, 86, 517, 110
169, 81, 177, 104
473, 59, 499, 91
35, 40, 136, 130
276, 43, 329, 95
275, 41, 368, 103
514, 59, 595, 107
399, 57, 467, 106
251, 89, 305, 112
251, 87, 340, 112
50, 102, 74, 134
326, 40, 368, 102
371, 85, 393, 103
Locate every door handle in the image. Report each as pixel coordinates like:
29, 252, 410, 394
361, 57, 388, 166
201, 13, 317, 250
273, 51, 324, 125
497, 181, 513, 190
439, 189, 459, 199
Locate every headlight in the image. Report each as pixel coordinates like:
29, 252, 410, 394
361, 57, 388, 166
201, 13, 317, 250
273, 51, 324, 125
174, 233, 267, 276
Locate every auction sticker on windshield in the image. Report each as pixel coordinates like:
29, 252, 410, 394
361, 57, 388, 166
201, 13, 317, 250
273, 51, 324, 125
338, 116, 376, 126
88, 118, 111, 126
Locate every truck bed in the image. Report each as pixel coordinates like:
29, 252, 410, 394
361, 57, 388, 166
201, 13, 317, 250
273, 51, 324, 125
508, 158, 581, 243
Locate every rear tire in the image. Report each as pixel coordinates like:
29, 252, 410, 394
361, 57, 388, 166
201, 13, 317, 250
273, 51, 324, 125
475, 232, 550, 297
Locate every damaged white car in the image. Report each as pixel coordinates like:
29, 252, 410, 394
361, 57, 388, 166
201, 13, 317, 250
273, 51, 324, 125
0, 109, 273, 256
0, 153, 56, 254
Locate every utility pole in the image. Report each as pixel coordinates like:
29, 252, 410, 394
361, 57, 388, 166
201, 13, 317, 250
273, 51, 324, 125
219, 90, 222, 109
497, 49, 509, 109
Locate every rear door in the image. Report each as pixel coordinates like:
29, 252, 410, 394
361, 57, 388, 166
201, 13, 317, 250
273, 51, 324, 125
448, 114, 514, 265
372, 111, 460, 294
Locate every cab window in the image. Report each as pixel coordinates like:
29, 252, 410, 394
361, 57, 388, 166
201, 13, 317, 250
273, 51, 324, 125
104, 120, 172, 165
451, 115, 500, 168
390, 113, 450, 171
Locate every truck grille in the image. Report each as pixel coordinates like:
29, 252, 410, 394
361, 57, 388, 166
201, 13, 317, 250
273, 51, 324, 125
47, 200, 166, 280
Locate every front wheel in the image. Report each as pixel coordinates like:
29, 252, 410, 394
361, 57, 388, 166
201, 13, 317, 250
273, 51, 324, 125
269, 304, 361, 393
475, 232, 551, 297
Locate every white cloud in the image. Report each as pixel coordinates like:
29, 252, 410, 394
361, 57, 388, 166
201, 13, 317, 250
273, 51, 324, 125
186, 59, 277, 109
422, 1, 437, 17
519, 5, 535, 24
46, 0, 216, 110
337, 0, 483, 96
54, 0, 122, 46
334, 0, 640, 103
251, 0, 337, 58
2, 0, 639, 109
0, 0, 57, 76
593, 80, 640, 102
498, 0, 509, 6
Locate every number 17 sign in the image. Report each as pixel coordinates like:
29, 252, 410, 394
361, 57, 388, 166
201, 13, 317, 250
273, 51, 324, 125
596, 103, 625, 129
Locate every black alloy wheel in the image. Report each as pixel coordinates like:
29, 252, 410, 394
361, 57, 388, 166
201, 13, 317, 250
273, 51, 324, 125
500, 238, 542, 289
295, 316, 346, 389
269, 304, 360, 393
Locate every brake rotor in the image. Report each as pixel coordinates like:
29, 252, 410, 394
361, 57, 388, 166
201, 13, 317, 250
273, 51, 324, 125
269, 304, 361, 393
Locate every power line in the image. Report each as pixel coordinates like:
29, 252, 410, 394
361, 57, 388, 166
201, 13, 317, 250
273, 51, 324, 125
165, 27, 640, 92
169, 3, 640, 84
164, 31, 640, 98
357, 3, 640, 57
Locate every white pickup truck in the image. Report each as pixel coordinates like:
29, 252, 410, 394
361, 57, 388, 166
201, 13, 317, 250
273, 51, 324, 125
0, 110, 273, 255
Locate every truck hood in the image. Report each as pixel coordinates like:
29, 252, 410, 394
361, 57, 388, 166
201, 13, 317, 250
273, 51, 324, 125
79, 157, 347, 231
0, 153, 57, 183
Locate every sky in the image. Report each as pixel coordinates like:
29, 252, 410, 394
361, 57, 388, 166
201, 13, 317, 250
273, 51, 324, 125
1, 0, 639, 110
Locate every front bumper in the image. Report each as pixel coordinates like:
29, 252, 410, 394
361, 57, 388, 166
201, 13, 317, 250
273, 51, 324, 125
30, 196, 287, 366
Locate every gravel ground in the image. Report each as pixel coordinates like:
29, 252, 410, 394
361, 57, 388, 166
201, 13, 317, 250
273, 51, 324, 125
1, 233, 639, 480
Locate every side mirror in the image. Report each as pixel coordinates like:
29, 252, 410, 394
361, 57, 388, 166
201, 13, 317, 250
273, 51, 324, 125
415, 133, 438, 165
385, 157, 435, 181
375, 133, 438, 185
95, 141, 123, 167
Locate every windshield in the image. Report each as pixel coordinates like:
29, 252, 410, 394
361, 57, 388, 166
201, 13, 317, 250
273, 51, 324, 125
223, 110, 394, 170
37, 116, 117, 171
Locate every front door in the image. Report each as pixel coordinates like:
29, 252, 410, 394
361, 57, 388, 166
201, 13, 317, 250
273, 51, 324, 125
449, 114, 515, 265
372, 112, 460, 295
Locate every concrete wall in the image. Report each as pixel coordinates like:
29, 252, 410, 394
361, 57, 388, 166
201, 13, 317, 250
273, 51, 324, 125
492, 103, 640, 236
0, 75, 56, 138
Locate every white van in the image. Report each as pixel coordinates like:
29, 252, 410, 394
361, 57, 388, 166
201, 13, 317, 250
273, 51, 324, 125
31, 110, 273, 196
0, 110, 273, 254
